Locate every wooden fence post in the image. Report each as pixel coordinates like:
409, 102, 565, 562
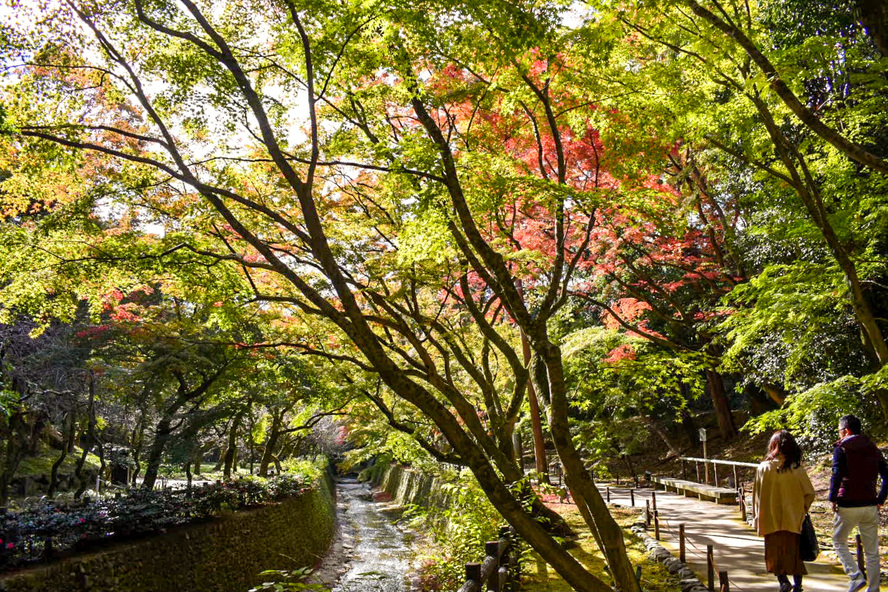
652, 490, 657, 514
654, 510, 660, 541
738, 487, 746, 522
718, 571, 729, 592
486, 541, 500, 591
630, 488, 635, 507
497, 566, 508, 592
679, 524, 686, 563
466, 562, 482, 587
502, 526, 518, 592
713, 463, 719, 486
696, 462, 701, 483
707, 545, 715, 592
498, 526, 510, 591
606, 487, 611, 503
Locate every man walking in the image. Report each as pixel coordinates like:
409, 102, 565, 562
830, 414, 888, 592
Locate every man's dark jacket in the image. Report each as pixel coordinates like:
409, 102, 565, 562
829, 433, 888, 507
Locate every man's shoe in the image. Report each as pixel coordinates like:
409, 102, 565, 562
848, 575, 866, 592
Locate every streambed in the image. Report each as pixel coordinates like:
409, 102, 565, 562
322, 477, 415, 592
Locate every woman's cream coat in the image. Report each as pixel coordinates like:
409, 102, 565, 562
752, 459, 815, 536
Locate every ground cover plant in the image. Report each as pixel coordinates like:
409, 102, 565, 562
0, 460, 322, 571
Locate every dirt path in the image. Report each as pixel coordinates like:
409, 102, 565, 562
602, 485, 851, 592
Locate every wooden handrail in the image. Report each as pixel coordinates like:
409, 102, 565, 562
680, 456, 759, 468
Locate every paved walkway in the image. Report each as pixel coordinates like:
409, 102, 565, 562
602, 485, 849, 592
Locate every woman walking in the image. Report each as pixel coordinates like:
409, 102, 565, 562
753, 430, 816, 592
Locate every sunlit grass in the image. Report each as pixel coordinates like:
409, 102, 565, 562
521, 504, 680, 592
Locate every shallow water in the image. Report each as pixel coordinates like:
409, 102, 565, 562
331, 479, 412, 592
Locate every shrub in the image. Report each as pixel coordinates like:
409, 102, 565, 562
406, 471, 505, 590
0, 461, 323, 572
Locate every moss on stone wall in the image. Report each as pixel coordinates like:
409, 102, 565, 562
370, 463, 447, 509
0, 474, 335, 592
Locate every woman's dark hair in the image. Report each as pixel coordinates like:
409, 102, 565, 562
765, 430, 802, 471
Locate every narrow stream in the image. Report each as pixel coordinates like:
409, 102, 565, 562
328, 478, 413, 592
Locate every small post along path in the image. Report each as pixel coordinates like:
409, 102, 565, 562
602, 485, 849, 592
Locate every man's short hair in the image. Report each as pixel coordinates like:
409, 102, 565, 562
839, 414, 862, 435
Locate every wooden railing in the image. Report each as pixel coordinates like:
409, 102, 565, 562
679, 456, 759, 489
457, 526, 518, 592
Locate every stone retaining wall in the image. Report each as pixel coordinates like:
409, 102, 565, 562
364, 462, 449, 508
0, 475, 336, 592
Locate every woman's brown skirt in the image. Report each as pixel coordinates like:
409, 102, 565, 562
764, 531, 807, 575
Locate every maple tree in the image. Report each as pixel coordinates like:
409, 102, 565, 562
574, 153, 745, 440
431, 61, 745, 439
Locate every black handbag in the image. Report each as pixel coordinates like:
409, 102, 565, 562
800, 513, 819, 561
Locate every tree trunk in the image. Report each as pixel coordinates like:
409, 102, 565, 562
536, 342, 642, 592
0, 411, 27, 507
212, 445, 225, 472
141, 414, 175, 491
645, 416, 681, 458
74, 375, 98, 498
247, 403, 255, 475
223, 413, 242, 479
522, 329, 549, 484
706, 370, 737, 441
746, 383, 781, 414
95, 436, 106, 494
48, 410, 76, 497
193, 448, 203, 475
259, 411, 283, 477
73, 439, 92, 498
680, 406, 699, 449
185, 460, 192, 496
512, 430, 524, 470
379, 366, 613, 592
130, 414, 145, 487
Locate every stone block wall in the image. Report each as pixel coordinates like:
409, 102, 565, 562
368, 463, 448, 509
0, 475, 335, 592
